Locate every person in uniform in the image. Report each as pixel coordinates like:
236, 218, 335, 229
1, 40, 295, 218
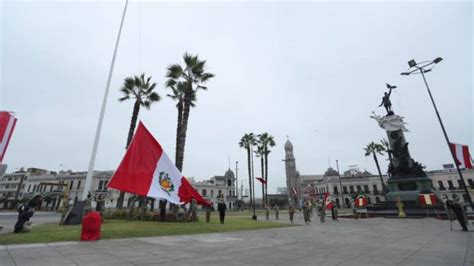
303, 200, 311, 224
205, 202, 212, 223
288, 204, 296, 223
446, 199, 468, 231
217, 199, 227, 224
265, 205, 270, 220
127, 195, 137, 222
331, 200, 338, 221
95, 195, 105, 222
317, 198, 326, 223
274, 205, 279, 220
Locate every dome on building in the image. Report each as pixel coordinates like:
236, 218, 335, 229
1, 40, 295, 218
224, 168, 235, 178
323, 167, 339, 177
284, 139, 293, 150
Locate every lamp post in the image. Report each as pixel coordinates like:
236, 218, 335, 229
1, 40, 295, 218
401, 57, 473, 209
336, 160, 344, 208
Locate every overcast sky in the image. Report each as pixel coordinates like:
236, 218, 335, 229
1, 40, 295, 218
1, 0, 472, 196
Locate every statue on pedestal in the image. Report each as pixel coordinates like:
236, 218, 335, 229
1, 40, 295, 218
379, 83, 397, 115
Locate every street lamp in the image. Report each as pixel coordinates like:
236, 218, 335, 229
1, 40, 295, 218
335, 160, 344, 208
401, 57, 473, 209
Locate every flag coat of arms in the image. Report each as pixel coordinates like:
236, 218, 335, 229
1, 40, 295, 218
449, 143, 473, 169
324, 192, 333, 209
107, 122, 210, 206
418, 193, 437, 206
0, 111, 17, 163
355, 195, 367, 208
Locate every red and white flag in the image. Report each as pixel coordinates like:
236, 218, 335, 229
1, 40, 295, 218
418, 193, 437, 206
324, 192, 333, 209
0, 111, 17, 163
107, 122, 210, 206
449, 143, 472, 169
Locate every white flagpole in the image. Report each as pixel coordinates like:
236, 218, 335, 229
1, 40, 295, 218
81, 0, 129, 200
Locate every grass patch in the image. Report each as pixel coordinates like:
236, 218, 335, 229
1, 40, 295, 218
0, 215, 292, 245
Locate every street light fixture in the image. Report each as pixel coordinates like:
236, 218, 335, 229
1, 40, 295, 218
401, 57, 473, 209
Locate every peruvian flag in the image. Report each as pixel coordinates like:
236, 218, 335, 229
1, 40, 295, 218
107, 122, 211, 206
355, 195, 367, 208
418, 193, 437, 206
449, 143, 472, 169
256, 177, 266, 184
324, 192, 333, 209
0, 111, 17, 163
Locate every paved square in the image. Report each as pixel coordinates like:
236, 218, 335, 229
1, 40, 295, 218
0, 216, 472, 266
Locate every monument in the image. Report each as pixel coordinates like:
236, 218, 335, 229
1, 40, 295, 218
369, 84, 441, 216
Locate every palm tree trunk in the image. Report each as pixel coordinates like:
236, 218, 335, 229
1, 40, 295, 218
247, 148, 253, 208
373, 152, 386, 192
117, 100, 141, 209
264, 148, 269, 206
174, 99, 184, 170
260, 155, 264, 207
176, 100, 191, 172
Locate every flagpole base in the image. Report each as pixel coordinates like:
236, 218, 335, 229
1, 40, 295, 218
63, 201, 85, 225
252, 215, 257, 220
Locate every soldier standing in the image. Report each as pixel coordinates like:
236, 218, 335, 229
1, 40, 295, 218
95, 195, 105, 222
274, 205, 279, 220
303, 200, 311, 224
317, 198, 326, 223
217, 200, 227, 224
288, 204, 296, 223
332, 200, 338, 221
265, 205, 270, 220
205, 203, 212, 223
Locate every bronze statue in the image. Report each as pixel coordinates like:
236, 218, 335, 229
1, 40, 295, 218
379, 83, 396, 115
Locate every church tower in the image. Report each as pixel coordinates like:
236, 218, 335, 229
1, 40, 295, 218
284, 138, 300, 206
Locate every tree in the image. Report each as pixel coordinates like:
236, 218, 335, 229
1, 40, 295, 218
364, 142, 387, 192
380, 138, 393, 177
254, 145, 265, 206
239, 133, 257, 212
116, 73, 160, 209
258, 133, 275, 205
165, 52, 214, 172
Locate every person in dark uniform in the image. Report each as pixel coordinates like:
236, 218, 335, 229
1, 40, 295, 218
14, 206, 34, 233
217, 200, 227, 224
446, 200, 468, 231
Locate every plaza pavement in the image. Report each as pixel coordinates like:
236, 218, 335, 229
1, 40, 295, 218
0, 214, 472, 266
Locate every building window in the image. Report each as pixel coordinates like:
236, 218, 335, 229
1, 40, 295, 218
77, 180, 81, 190
333, 186, 339, 194
457, 179, 465, 189
343, 186, 348, 194
438, 181, 446, 190
218, 190, 222, 196
468, 179, 474, 189
229, 190, 232, 196
27, 185, 31, 192
211, 190, 214, 197
373, 184, 378, 192
202, 189, 207, 196
364, 185, 369, 193
349, 186, 355, 193
69, 181, 74, 190
356, 185, 361, 192
228, 179, 232, 187
447, 180, 455, 190
50, 185, 53, 192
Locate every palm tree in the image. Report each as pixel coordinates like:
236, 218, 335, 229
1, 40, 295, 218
165, 52, 214, 172
364, 142, 387, 193
254, 145, 265, 206
381, 138, 393, 178
116, 73, 160, 209
258, 133, 275, 205
239, 133, 257, 211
